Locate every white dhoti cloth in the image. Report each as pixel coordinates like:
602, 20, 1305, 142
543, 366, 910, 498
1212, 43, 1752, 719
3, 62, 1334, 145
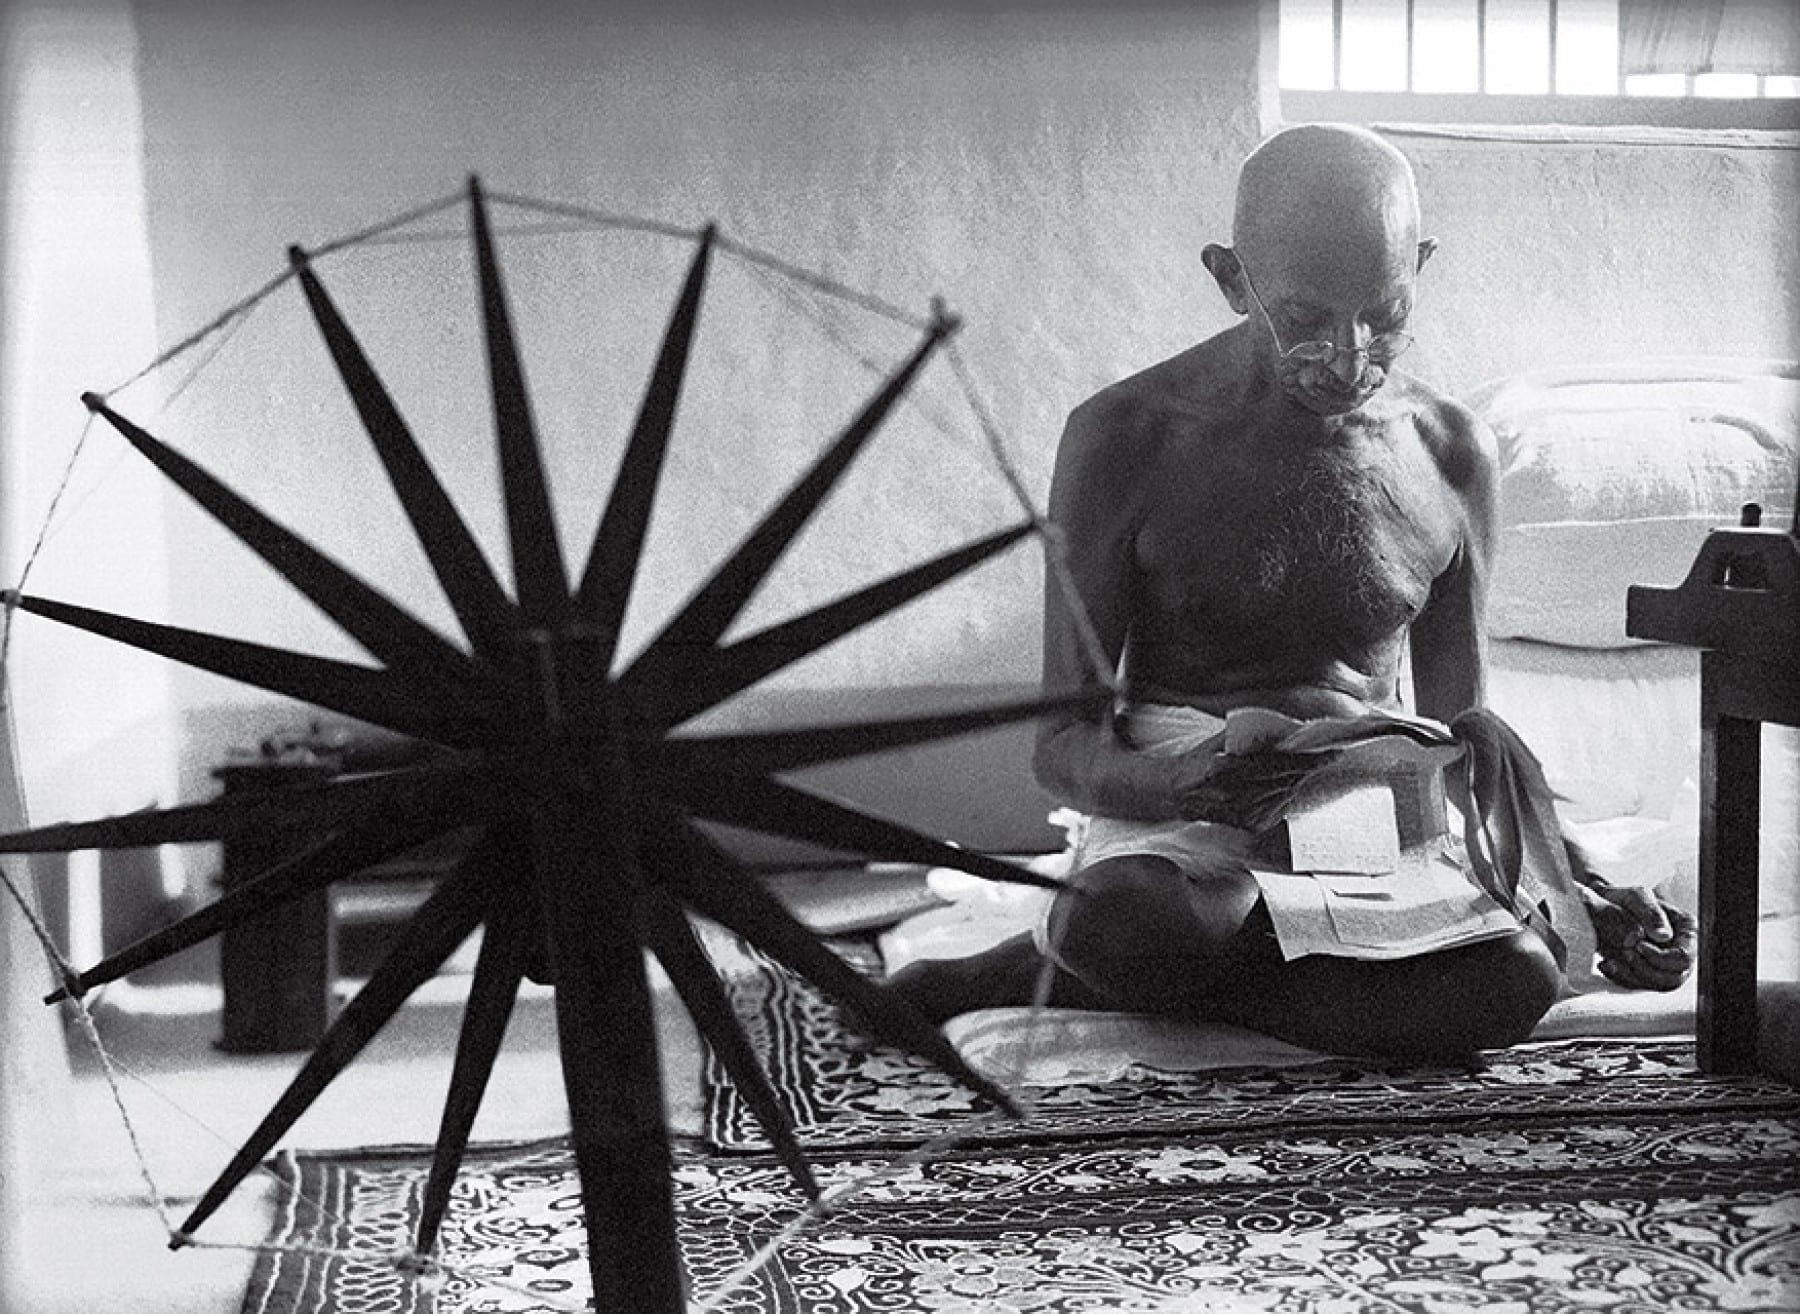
1049, 703, 1525, 966
1077, 703, 1249, 872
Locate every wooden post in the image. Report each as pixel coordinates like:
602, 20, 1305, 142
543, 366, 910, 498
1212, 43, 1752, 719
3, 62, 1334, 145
1697, 669, 1761, 1074
514, 628, 686, 1311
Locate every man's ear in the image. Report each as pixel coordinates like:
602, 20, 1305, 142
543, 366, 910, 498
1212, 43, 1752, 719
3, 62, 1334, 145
1417, 237, 1439, 272
1202, 243, 1249, 314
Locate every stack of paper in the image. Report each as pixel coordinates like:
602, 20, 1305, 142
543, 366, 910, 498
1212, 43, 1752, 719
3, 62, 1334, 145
1250, 774, 1518, 963
1252, 849, 1519, 963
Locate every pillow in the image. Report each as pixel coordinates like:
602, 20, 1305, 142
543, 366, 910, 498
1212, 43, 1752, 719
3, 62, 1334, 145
1470, 359, 1799, 648
944, 987, 1699, 1087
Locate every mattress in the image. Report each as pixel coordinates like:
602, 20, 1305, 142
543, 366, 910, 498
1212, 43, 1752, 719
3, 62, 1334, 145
1487, 637, 1799, 919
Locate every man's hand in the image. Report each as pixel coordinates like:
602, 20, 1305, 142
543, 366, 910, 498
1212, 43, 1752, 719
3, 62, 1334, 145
1582, 882, 1696, 992
1176, 750, 1317, 830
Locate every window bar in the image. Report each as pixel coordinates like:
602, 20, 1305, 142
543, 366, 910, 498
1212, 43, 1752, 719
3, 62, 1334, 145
1405, 0, 1416, 93
1547, 0, 1560, 94
1475, 0, 1488, 94
1332, 0, 1345, 90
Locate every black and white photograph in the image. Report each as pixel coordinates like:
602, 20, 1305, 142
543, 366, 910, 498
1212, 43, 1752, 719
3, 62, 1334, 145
2, 1, 1796, 1310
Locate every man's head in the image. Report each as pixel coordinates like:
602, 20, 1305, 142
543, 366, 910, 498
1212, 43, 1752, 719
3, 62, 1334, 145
1203, 124, 1437, 417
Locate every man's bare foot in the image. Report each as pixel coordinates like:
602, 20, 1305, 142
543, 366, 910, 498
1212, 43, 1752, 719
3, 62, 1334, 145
881, 932, 1108, 1026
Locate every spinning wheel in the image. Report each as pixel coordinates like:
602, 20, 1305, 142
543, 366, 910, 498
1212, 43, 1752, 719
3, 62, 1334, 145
0, 177, 1101, 1309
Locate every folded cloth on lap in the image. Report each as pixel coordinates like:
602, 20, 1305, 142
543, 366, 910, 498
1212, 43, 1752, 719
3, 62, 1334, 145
886, 702, 1602, 992
1060, 703, 1529, 969
1077, 703, 1247, 871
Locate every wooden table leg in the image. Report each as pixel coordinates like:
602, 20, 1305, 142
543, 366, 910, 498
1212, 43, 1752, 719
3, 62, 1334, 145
1697, 656, 1761, 1074
214, 762, 338, 1054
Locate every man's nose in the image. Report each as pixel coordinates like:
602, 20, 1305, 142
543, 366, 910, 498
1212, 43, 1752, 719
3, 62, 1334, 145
1326, 345, 1363, 385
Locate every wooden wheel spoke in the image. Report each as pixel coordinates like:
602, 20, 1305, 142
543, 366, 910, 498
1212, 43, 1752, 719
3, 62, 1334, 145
637, 883, 819, 1200
661, 819, 1020, 1117
624, 315, 955, 688
45, 817, 464, 1004
469, 177, 568, 623
575, 228, 715, 663
631, 521, 1034, 726
417, 840, 530, 1255
0, 756, 491, 856
662, 766, 1058, 892
291, 250, 516, 661
660, 686, 1107, 776
177, 860, 491, 1240
80, 394, 471, 679
1, 592, 490, 743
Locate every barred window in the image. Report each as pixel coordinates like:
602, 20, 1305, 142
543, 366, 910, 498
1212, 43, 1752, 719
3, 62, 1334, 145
1280, 0, 1800, 126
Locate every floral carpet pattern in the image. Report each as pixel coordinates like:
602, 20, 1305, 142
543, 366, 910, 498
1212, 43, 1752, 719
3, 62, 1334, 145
698, 937, 1785, 1154
246, 939, 1800, 1313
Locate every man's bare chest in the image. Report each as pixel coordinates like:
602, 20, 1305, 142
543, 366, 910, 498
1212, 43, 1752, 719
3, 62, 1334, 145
1132, 436, 1461, 642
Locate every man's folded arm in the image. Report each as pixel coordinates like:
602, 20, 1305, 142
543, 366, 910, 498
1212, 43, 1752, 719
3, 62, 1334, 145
1032, 402, 1214, 822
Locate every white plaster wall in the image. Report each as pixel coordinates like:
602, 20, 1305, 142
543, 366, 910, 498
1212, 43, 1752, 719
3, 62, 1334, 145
125, 0, 1271, 746
1396, 131, 1799, 396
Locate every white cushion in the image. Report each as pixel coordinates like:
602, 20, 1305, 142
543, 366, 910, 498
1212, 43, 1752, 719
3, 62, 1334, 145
1470, 358, 1799, 648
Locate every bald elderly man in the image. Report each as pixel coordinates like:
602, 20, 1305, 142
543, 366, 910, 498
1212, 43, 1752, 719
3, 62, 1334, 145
889, 124, 1693, 1061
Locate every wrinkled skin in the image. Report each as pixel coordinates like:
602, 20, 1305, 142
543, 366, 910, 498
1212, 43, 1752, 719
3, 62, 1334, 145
1583, 874, 1698, 991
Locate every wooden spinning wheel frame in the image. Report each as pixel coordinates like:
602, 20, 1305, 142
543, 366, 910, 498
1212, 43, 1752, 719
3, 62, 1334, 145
0, 177, 1104, 1310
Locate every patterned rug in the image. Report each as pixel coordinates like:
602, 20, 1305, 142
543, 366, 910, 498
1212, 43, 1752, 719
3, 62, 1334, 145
698, 937, 1783, 1154
250, 1040, 1800, 1312
246, 939, 1800, 1313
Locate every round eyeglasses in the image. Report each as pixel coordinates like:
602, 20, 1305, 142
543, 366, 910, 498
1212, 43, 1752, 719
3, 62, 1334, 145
1238, 263, 1415, 368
